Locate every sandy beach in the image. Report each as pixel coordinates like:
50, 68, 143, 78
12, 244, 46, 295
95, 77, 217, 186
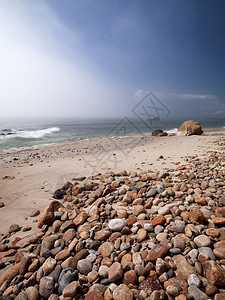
0, 129, 224, 236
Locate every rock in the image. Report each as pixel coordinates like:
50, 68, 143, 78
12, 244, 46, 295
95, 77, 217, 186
158, 206, 170, 215
172, 237, 186, 250
108, 219, 127, 231
188, 284, 207, 300
24, 286, 39, 300
138, 275, 161, 296
37, 200, 64, 228
113, 284, 133, 300
155, 258, 170, 275
108, 262, 123, 282
85, 290, 104, 300
62, 281, 78, 298
213, 247, 225, 259
152, 129, 168, 137
73, 211, 87, 226
166, 285, 179, 296
188, 274, 201, 287
189, 207, 205, 224
146, 244, 168, 261
194, 235, 211, 247
40, 235, 58, 256
8, 224, 20, 233
39, 276, 55, 298
137, 228, 147, 242
77, 259, 92, 275
0, 263, 20, 286
98, 265, 109, 278
58, 268, 77, 294
19, 256, 32, 275
63, 228, 76, 244
177, 120, 203, 136
42, 257, 56, 275
29, 209, 40, 217
53, 189, 64, 199
94, 230, 111, 240
199, 247, 216, 260
151, 215, 165, 226
55, 249, 70, 261
147, 187, 157, 197
202, 260, 225, 287
123, 270, 137, 285
211, 217, 225, 225
173, 255, 196, 280
99, 242, 114, 257
15, 292, 27, 300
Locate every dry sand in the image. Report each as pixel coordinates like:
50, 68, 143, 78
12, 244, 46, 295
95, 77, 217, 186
0, 130, 224, 235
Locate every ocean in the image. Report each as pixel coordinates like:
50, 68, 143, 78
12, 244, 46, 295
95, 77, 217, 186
0, 117, 224, 151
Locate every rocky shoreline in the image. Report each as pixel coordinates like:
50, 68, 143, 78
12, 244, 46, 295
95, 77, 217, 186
0, 137, 224, 299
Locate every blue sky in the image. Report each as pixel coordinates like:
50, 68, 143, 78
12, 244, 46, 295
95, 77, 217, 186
1, 0, 225, 119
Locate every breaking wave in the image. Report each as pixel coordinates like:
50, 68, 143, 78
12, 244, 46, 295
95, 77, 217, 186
0, 127, 60, 140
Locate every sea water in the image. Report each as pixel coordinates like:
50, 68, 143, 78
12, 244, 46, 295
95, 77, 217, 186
0, 117, 224, 151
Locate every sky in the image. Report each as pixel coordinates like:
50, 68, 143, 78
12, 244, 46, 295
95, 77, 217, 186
1, 0, 225, 120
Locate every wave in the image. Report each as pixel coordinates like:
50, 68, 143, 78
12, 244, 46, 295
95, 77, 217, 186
165, 128, 178, 134
0, 127, 60, 140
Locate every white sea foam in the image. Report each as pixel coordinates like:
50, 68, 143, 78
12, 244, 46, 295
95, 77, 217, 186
0, 127, 60, 140
165, 128, 178, 134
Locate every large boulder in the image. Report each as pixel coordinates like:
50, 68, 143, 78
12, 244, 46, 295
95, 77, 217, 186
177, 120, 203, 136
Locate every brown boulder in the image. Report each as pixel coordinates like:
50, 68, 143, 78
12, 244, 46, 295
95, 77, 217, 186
0, 263, 21, 286
172, 255, 196, 280
37, 200, 64, 228
146, 244, 168, 261
202, 260, 225, 287
177, 120, 203, 136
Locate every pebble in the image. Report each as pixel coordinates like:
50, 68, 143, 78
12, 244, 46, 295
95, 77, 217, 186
77, 259, 92, 275
194, 235, 211, 247
108, 219, 127, 231
108, 262, 123, 282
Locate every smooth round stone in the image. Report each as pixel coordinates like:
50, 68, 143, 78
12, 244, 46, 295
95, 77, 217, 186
98, 265, 109, 278
144, 223, 153, 232
169, 248, 181, 254
158, 206, 170, 215
194, 235, 211, 247
137, 228, 147, 242
154, 225, 164, 235
108, 262, 123, 282
133, 252, 143, 265
137, 213, 146, 220
188, 274, 201, 287
188, 249, 198, 264
199, 247, 216, 260
77, 259, 92, 275
108, 219, 127, 231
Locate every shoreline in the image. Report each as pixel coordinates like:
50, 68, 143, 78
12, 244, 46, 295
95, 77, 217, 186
0, 127, 224, 163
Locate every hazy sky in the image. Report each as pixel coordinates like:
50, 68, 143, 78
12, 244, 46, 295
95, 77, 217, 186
1, 0, 225, 119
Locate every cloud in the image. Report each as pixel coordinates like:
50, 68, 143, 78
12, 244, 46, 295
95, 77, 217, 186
156, 92, 217, 101
0, 0, 127, 118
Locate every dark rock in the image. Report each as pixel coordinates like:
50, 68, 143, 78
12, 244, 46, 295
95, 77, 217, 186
53, 189, 64, 199
152, 129, 168, 137
58, 268, 77, 294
